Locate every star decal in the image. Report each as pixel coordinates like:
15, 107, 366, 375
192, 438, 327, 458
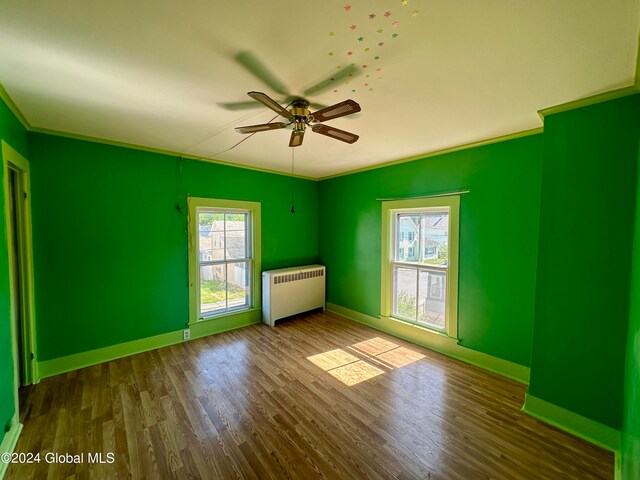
344, 5, 351, 11
347, 51, 353, 56
377, 28, 383, 33
384, 11, 391, 17
350, 24, 357, 30
374, 56, 380, 60
333, 89, 338, 93
329, 31, 335, 37
411, 10, 419, 17
392, 21, 399, 27
378, 42, 384, 47
362, 64, 367, 68
357, 36, 364, 41
392, 33, 398, 38
352, 89, 356, 92
369, 13, 376, 19
365, 74, 370, 77
376, 68, 382, 71
328, 51, 334, 56
401, 0, 408, 4
364, 83, 369, 86
364, 47, 370, 52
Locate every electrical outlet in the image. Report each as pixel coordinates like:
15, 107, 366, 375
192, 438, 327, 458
183, 329, 190, 340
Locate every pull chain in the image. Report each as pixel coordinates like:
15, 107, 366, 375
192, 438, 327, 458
290, 147, 295, 214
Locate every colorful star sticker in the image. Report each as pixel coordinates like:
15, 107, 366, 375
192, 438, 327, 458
336, 65, 342, 69
411, 10, 419, 16
357, 36, 364, 41
392, 21, 399, 27
365, 74, 370, 78
392, 33, 398, 38
376, 68, 382, 71
369, 13, 376, 19
369, 88, 373, 91
401, 0, 408, 5
328, 52, 334, 56
384, 11, 391, 17
364, 47, 370, 52
350, 24, 357, 30
378, 42, 384, 47
344, 5, 351, 11
333, 89, 338, 92
377, 28, 383, 33
329, 31, 335, 36
362, 64, 367, 68
352, 89, 356, 92
347, 51, 353, 56
374, 56, 380, 60
364, 83, 369, 86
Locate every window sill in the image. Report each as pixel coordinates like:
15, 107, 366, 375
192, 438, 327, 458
190, 307, 261, 326
380, 315, 458, 341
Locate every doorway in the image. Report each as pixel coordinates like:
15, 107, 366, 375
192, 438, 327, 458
2, 141, 37, 405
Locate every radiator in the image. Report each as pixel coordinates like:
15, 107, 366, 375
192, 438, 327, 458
262, 265, 326, 326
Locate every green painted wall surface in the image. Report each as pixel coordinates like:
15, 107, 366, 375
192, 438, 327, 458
0, 97, 28, 445
621, 138, 640, 479
318, 135, 543, 367
529, 94, 640, 430
28, 133, 318, 361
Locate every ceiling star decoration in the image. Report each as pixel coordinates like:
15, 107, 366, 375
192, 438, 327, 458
347, 51, 353, 55
411, 10, 419, 17
329, 31, 335, 36
357, 36, 364, 41
364, 47, 370, 51
328, 51, 334, 56
362, 64, 368, 68
378, 42, 384, 47
350, 24, 357, 30
377, 28, 383, 33
369, 13, 376, 19
392, 21, 399, 27
384, 11, 391, 17
344, 5, 351, 11
401, 0, 409, 5
392, 33, 398, 38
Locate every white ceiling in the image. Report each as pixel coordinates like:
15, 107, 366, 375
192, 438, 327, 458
0, 0, 638, 178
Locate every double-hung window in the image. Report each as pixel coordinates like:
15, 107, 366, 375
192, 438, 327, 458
188, 198, 261, 322
381, 196, 459, 337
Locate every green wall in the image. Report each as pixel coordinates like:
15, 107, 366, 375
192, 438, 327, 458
28, 133, 318, 361
318, 134, 543, 367
622, 139, 640, 479
529, 94, 640, 430
0, 97, 28, 445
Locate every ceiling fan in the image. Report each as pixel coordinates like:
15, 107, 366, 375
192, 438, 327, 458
235, 91, 361, 147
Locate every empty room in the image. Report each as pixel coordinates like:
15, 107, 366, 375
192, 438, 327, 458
1, 1, 639, 479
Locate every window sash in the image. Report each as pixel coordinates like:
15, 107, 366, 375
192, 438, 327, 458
197, 208, 252, 318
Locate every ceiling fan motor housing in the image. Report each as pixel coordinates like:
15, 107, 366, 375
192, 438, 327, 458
290, 99, 310, 133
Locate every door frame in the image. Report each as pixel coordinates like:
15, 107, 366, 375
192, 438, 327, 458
2, 140, 38, 390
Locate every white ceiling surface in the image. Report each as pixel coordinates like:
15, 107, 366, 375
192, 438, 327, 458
0, 1, 638, 178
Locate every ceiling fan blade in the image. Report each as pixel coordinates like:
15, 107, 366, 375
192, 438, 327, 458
235, 51, 289, 96
311, 99, 361, 122
303, 64, 360, 97
247, 91, 293, 120
311, 124, 359, 144
289, 130, 305, 147
218, 100, 264, 111
235, 122, 289, 134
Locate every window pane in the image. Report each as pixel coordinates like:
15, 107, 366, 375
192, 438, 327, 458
420, 212, 448, 266
200, 264, 226, 315
394, 266, 417, 321
396, 214, 420, 263
199, 212, 222, 262
418, 270, 446, 329
225, 213, 247, 260
226, 262, 249, 309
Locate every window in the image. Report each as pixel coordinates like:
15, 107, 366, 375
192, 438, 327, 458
381, 196, 459, 337
188, 198, 261, 322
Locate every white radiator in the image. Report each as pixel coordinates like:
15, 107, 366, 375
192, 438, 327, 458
262, 265, 326, 326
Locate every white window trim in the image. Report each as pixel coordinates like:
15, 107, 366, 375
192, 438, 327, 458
380, 196, 459, 339
188, 197, 261, 324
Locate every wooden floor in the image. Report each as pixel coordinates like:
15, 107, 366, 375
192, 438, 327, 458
8, 311, 613, 479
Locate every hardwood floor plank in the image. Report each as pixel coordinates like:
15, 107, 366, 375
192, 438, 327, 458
7, 311, 614, 479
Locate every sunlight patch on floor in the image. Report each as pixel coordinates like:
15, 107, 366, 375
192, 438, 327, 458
307, 337, 425, 386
